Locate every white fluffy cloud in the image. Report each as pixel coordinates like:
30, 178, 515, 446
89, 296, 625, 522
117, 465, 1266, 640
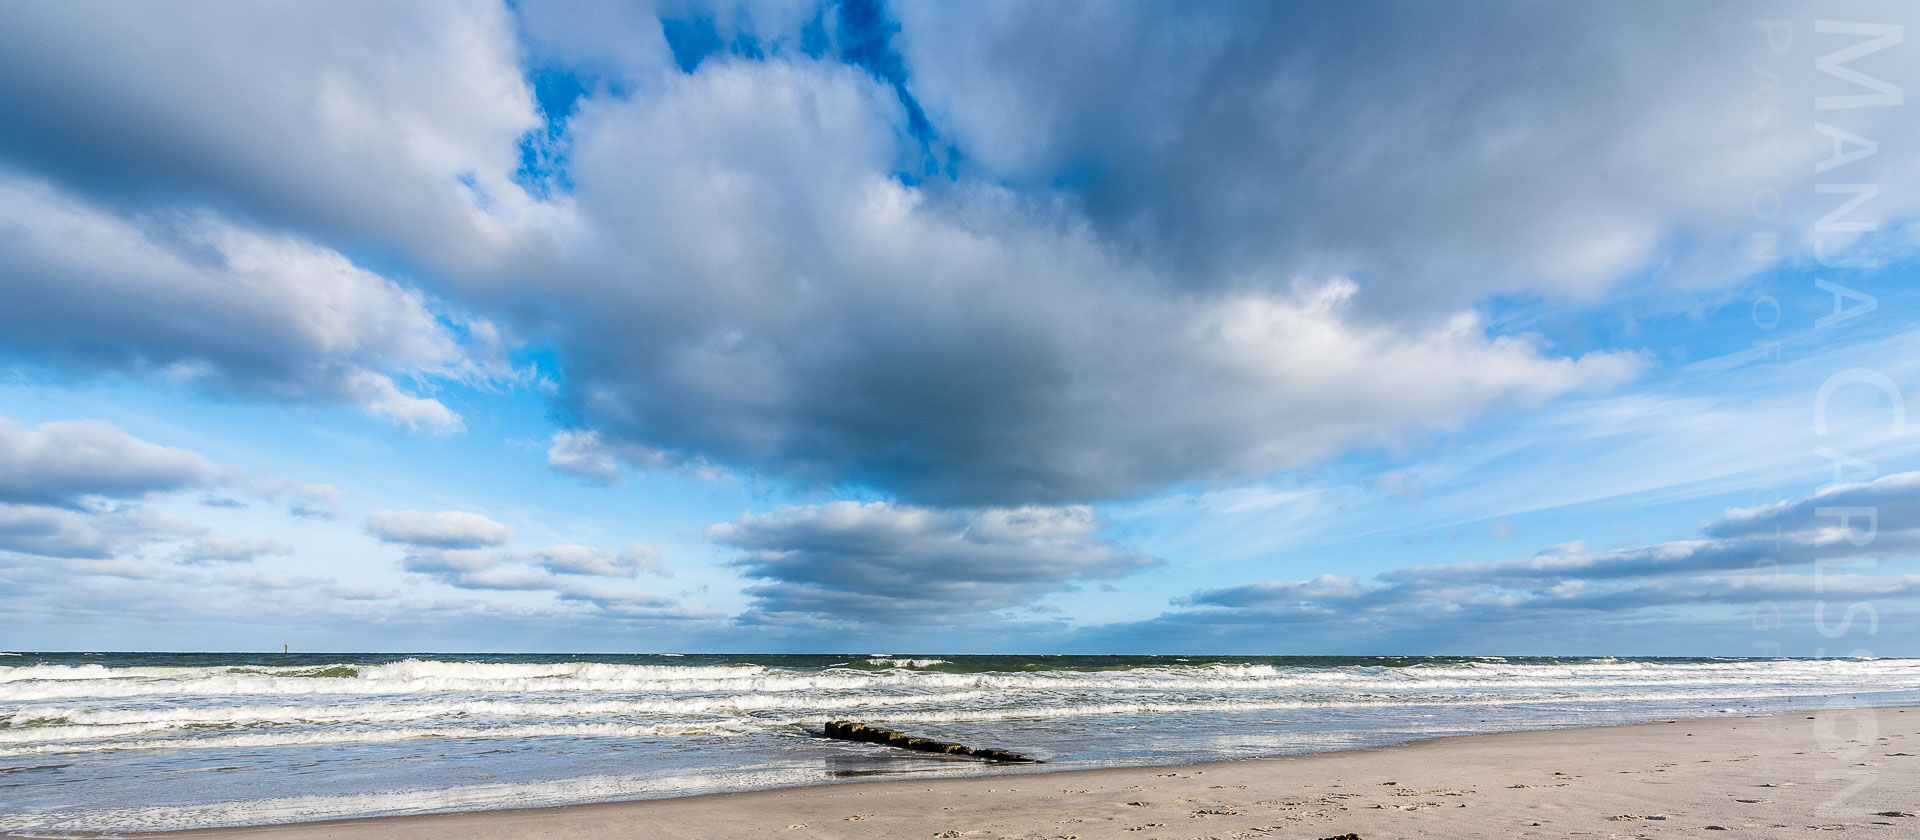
0, 418, 216, 507
365, 510, 515, 549
397, 541, 687, 617
546, 430, 722, 485
0, 416, 339, 567
0, 176, 495, 433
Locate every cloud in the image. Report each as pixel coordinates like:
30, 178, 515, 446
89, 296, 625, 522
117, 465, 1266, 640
508, 2, 1914, 506
3, 2, 1915, 519
0, 417, 323, 567
401, 544, 668, 581
711, 501, 1157, 624
20, 3, 1863, 509
1369, 470, 1425, 503
179, 535, 292, 565
0, 1, 546, 273
546, 430, 722, 485
400, 549, 499, 574
1153, 471, 1920, 643
287, 502, 341, 521
1381, 473, 1920, 590
546, 430, 625, 484
535, 57, 1638, 504
398, 543, 696, 618
0, 418, 216, 507
1711, 472, 1920, 542
0, 503, 199, 560
365, 510, 515, 549
1176, 574, 1371, 609
894, 2, 1920, 307
506, 543, 668, 577
57, 556, 178, 581
238, 573, 398, 602
0, 176, 494, 433
225, 470, 346, 521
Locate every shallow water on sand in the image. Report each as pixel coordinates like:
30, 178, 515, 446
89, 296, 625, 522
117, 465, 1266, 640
4, 653, 1918, 834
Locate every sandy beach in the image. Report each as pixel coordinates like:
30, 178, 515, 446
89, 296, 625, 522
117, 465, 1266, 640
135, 705, 1920, 840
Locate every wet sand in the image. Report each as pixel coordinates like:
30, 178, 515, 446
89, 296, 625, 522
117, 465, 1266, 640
131, 706, 1920, 839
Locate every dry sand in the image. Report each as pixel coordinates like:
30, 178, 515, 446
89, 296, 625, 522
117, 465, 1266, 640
144, 706, 1920, 839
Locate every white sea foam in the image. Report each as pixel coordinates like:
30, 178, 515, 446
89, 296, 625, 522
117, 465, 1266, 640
0, 690, 997, 742
864, 657, 951, 668
3, 658, 1919, 703
0, 721, 751, 756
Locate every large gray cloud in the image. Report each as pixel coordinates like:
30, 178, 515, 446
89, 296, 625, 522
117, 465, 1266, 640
509, 0, 1919, 504
894, 1, 1919, 308
711, 501, 1157, 624
0, 0, 545, 272
544, 56, 1637, 504
3, 1, 1914, 510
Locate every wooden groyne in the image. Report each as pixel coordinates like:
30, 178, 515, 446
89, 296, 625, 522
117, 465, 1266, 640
821, 720, 1040, 762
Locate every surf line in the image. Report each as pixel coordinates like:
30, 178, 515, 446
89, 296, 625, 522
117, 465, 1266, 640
820, 721, 1040, 762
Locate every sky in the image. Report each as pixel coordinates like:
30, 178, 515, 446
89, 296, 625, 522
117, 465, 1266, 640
0, 0, 1917, 655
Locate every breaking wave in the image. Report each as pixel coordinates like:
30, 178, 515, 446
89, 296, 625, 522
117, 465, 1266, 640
4, 653, 1918, 833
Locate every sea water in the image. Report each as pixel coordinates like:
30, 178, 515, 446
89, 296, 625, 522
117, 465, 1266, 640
3, 653, 1918, 834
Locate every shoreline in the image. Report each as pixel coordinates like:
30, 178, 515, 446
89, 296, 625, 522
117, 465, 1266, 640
48, 703, 1918, 839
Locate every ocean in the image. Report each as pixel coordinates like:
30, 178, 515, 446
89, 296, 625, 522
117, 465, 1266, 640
3, 653, 1918, 835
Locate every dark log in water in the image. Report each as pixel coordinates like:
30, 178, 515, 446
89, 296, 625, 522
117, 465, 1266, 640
821, 720, 1039, 762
